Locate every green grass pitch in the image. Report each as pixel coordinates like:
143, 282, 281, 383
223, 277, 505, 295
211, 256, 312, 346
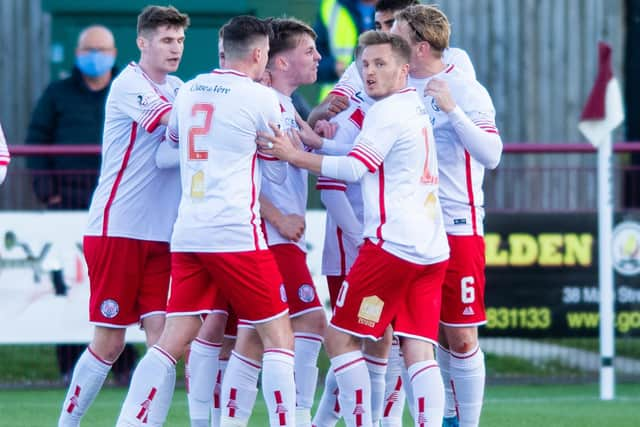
0, 383, 638, 426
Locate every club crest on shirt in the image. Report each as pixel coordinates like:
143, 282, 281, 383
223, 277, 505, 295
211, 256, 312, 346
137, 93, 154, 106
100, 299, 119, 319
297, 284, 316, 303
280, 283, 288, 303
357, 295, 384, 327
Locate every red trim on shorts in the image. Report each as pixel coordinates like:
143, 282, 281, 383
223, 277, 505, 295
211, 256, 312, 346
376, 163, 386, 242
464, 150, 478, 235
409, 363, 438, 383
87, 346, 113, 366
249, 152, 260, 249
102, 122, 137, 236
337, 227, 346, 276
333, 357, 365, 374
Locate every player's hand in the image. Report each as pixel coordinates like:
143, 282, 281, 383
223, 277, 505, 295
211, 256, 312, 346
0, 165, 6, 186
314, 120, 338, 139
257, 122, 297, 162
294, 113, 324, 149
326, 94, 349, 118
275, 214, 305, 242
425, 78, 456, 113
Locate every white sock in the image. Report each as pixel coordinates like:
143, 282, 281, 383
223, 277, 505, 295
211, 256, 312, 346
449, 346, 484, 427
381, 343, 405, 427
331, 350, 372, 427
310, 368, 340, 427
58, 347, 112, 427
294, 333, 323, 426
220, 351, 261, 426
400, 355, 415, 420
211, 358, 228, 427
187, 338, 222, 425
408, 361, 444, 427
116, 346, 177, 427
364, 354, 387, 426
262, 348, 296, 427
436, 346, 456, 419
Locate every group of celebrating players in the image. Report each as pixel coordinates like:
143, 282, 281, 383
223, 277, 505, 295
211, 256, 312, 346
57, 1, 502, 427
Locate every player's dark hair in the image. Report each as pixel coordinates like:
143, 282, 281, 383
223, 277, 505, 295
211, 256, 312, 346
268, 18, 317, 63
358, 30, 411, 64
375, 0, 420, 13
223, 15, 273, 61
137, 5, 190, 37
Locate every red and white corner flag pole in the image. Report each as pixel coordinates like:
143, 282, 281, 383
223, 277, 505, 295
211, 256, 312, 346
578, 41, 624, 400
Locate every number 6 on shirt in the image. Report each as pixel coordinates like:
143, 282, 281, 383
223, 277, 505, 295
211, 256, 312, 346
188, 103, 213, 160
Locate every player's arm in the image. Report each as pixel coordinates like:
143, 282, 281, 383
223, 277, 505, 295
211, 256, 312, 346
259, 193, 304, 242
426, 79, 502, 169
118, 77, 173, 135
307, 94, 350, 128
0, 123, 9, 185
319, 185, 362, 245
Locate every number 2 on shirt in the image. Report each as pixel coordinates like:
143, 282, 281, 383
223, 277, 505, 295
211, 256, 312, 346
188, 103, 213, 160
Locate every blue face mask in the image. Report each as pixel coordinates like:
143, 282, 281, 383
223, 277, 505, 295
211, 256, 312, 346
75, 51, 115, 78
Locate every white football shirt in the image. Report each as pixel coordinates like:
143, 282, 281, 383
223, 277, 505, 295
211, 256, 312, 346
347, 88, 449, 265
86, 62, 182, 242
260, 91, 309, 252
169, 69, 285, 252
410, 65, 499, 236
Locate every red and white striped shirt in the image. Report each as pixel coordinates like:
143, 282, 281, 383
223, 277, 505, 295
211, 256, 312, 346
410, 65, 502, 236
86, 62, 182, 242
0, 122, 9, 166
169, 69, 285, 252
345, 89, 449, 265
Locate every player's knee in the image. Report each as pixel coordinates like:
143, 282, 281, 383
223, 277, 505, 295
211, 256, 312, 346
446, 328, 478, 354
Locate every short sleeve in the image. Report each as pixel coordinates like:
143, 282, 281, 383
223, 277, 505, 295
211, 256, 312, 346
347, 105, 396, 172
113, 74, 173, 133
256, 88, 285, 162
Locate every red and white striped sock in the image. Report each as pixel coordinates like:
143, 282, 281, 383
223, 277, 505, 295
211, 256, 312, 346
186, 338, 221, 425
381, 342, 405, 427
220, 351, 261, 427
262, 348, 296, 427
58, 347, 112, 427
211, 357, 229, 427
364, 354, 388, 425
331, 350, 372, 427
408, 360, 444, 427
310, 368, 340, 427
294, 332, 323, 425
449, 346, 484, 427
115, 345, 176, 427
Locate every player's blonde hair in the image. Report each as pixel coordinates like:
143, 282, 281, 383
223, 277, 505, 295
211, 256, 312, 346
395, 4, 450, 54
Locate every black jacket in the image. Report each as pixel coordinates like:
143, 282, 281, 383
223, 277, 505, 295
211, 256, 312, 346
25, 66, 117, 208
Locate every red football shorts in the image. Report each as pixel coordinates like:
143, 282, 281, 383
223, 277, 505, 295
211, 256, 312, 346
440, 234, 487, 326
168, 250, 288, 324
84, 236, 170, 327
330, 240, 447, 343
270, 243, 323, 317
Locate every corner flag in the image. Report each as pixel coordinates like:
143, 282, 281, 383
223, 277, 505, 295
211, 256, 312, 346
578, 42, 625, 146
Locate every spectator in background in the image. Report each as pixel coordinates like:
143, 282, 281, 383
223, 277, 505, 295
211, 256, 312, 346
24, 25, 137, 387
25, 25, 116, 210
313, 0, 377, 101
0, 122, 9, 185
